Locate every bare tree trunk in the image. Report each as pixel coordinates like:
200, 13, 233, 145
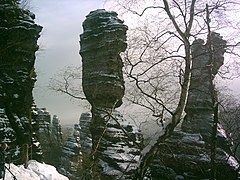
206, 4, 218, 180
22, 144, 29, 168
133, 1, 197, 179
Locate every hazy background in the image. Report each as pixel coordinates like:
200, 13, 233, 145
30, 0, 240, 125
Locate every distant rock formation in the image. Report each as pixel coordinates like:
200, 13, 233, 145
150, 33, 239, 179
52, 115, 63, 143
79, 112, 92, 155
59, 124, 82, 179
37, 107, 51, 162
58, 113, 92, 179
36, 108, 63, 167
0, 0, 42, 164
80, 9, 142, 179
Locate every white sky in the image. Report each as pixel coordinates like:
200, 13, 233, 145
30, 0, 240, 125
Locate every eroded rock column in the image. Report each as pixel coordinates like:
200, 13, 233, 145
150, 33, 239, 179
182, 32, 226, 136
0, 0, 42, 164
80, 9, 142, 179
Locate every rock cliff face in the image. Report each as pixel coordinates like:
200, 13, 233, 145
150, 33, 239, 179
0, 0, 42, 164
80, 9, 142, 179
52, 115, 63, 144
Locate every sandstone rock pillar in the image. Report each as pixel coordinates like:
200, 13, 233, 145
80, 9, 141, 179
182, 32, 227, 136
150, 32, 239, 179
0, 0, 42, 164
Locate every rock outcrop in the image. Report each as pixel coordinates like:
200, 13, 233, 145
182, 32, 227, 134
79, 112, 92, 155
52, 115, 63, 144
80, 9, 142, 179
80, 9, 127, 108
0, 0, 42, 164
59, 124, 82, 179
36, 108, 63, 167
150, 33, 239, 179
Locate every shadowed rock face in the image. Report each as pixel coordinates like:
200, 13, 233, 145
79, 112, 92, 155
89, 109, 142, 179
80, 9, 127, 108
0, 1, 42, 164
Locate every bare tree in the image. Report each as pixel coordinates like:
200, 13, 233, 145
48, 0, 240, 178
49, 65, 86, 101
105, 0, 240, 179
219, 89, 240, 157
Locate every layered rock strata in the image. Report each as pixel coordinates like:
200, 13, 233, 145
182, 32, 227, 134
36, 108, 63, 167
79, 112, 92, 155
80, 9, 127, 108
0, 0, 42, 164
80, 9, 142, 179
90, 109, 142, 179
150, 33, 239, 179
59, 124, 82, 179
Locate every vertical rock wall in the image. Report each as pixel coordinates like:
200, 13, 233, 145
0, 0, 42, 164
80, 9, 142, 179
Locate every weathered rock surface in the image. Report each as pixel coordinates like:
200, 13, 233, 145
0, 0, 42, 164
79, 112, 92, 155
80, 9, 142, 179
183, 32, 226, 117
150, 33, 239, 179
59, 124, 82, 179
90, 109, 142, 179
150, 130, 239, 179
80, 9, 127, 108
36, 108, 63, 167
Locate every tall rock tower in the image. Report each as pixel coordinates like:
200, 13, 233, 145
80, 9, 126, 108
80, 9, 142, 179
182, 32, 227, 135
149, 33, 239, 179
0, 0, 42, 164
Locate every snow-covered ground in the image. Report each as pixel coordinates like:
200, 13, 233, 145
3, 160, 68, 180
